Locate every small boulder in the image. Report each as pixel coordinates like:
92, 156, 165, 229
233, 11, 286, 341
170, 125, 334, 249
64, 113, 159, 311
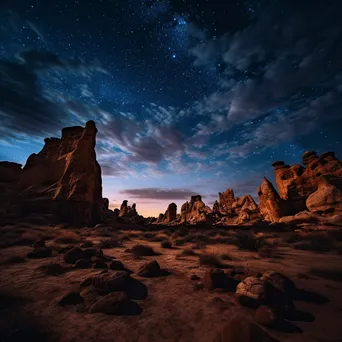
137, 260, 160, 277
92, 271, 131, 293
261, 271, 296, 296
203, 269, 237, 291
80, 276, 93, 288
75, 259, 92, 269
189, 274, 201, 281
92, 260, 108, 269
27, 247, 52, 259
64, 247, 87, 264
58, 292, 84, 306
88, 292, 129, 314
83, 248, 103, 258
235, 277, 266, 308
255, 306, 277, 327
108, 260, 125, 271
32, 239, 46, 248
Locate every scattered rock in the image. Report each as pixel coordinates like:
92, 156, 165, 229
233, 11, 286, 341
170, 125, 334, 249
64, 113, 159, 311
64, 247, 87, 264
92, 271, 131, 293
27, 247, 52, 259
235, 277, 266, 308
32, 239, 46, 248
58, 292, 84, 306
203, 269, 237, 291
137, 260, 161, 277
261, 271, 296, 296
88, 292, 129, 314
189, 274, 201, 281
75, 259, 92, 269
108, 260, 125, 271
80, 276, 93, 288
255, 306, 277, 327
92, 260, 108, 269
83, 248, 103, 258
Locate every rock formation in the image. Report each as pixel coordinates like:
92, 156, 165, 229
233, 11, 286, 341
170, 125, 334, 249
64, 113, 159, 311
273, 151, 342, 213
178, 195, 213, 224
156, 203, 177, 224
0, 121, 108, 225
213, 189, 261, 225
117, 200, 145, 224
257, 178, 289, 223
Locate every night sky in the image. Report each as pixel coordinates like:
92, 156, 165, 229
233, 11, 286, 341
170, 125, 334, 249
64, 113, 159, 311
1, 0, 342, 216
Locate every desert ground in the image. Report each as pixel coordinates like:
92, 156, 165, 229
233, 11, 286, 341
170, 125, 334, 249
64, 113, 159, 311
1, 219, 342, 342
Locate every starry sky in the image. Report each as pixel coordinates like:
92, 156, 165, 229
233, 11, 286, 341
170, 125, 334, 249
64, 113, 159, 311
1, 0, 342, 217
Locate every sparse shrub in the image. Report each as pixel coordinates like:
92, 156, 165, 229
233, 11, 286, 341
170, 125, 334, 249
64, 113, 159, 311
199, 253, 224, 268
131, 244, 158, 257
98, 238, 123, 249
161, 240, 172, 248
174, 238, 187, 246
55, 231, 80, 244
327, 230, 342, 242
80, 240, 94, 248
309, 266, 342, 282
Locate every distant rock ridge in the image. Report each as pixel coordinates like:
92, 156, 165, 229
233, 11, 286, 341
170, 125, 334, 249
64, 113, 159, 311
0, 121, 109, 225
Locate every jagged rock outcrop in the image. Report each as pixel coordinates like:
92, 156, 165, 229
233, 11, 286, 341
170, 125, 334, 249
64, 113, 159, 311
156, 202, 177, 224
273, 151, 342, 213
213, 188, 261, 225
257, 177, 289, 223
117, 200, 145, 224
0, 121, 108, 225
179, 195, 213, 224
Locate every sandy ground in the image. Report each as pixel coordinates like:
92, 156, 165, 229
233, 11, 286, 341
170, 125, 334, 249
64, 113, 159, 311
1, 225, 342, 342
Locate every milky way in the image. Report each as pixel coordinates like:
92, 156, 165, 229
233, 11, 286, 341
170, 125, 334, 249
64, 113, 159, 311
0, 0, 342, 216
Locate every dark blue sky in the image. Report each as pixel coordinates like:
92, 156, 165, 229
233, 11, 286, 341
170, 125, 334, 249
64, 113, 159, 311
1, 0, 342, 216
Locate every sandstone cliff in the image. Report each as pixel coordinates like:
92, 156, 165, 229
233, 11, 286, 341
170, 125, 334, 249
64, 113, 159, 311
0, 121, 107, 225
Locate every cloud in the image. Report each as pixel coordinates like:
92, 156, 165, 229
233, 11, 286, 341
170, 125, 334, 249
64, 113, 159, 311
119, 188, 199, 200
0, 50, 107, 141
184, 2, 342, 152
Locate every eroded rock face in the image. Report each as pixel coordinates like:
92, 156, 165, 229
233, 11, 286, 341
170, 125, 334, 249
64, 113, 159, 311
178, 195, 213, 224
1, 121, 107, 225
258, 178, 289, 223
157, 202, 177, 224
118, 200, 145, 224
306, 176, 342, 215
273, 151, 342, 214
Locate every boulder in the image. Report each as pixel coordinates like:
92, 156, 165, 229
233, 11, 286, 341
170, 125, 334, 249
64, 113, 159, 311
203, 269, 237, 291
75, 259, 92, 269
306, 176, 342, 215
178, 195, 213, 224
137, 260, 160, 277
63, 247, 87, 264
272, 151, 342, 214
108, 260, 125, 271
255, 306, 278, 327
261, 271, 296, 295
235, 277, 266, 308
88, 292, 129, 314
58, 292, 84, 306
27, 247, 52, 259
92, 271, 131, 293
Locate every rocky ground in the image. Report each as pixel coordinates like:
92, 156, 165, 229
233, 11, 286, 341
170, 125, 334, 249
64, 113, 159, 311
1, 221, 342, 342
